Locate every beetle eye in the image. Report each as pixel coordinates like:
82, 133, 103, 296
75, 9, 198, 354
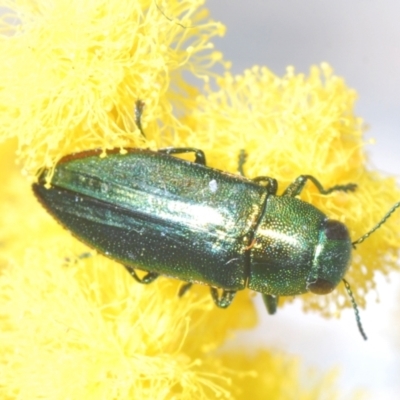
324, 219, 349, 240
307, 278, 334, 294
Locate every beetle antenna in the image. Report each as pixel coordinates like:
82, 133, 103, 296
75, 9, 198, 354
342, 279, 367, 340
352, 201, 400, 247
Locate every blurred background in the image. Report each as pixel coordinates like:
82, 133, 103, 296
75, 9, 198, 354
207, 1, 400, 398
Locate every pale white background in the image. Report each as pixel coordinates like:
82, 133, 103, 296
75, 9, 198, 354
207, 1, 400, 399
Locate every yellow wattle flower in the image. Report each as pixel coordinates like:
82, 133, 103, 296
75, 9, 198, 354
0, 0, 226, 173
0, 0, 396, 398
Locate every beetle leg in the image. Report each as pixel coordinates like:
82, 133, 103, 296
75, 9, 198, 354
210, 287, 236, 308
158, 147, 206, 165
238, 151, 279, 195
134, 100, 146, 138
124, 265, 159, 284
178, 282, 193, 297
262, 294, 279, 314
282, 175, 357, 197
252, 176, 278, 195
64, 252, 92, 264
237, 149, 247, 176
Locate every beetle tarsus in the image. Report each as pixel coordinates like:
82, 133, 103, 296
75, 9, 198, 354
210, 287, 236, 308
283, 175, 357, 197
134, 100, 146, 138
178, 282, 193, 297
124, 265, 159, 284
238, 149, 247, 176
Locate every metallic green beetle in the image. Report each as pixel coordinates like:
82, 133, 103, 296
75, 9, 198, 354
32, 147, 400, 340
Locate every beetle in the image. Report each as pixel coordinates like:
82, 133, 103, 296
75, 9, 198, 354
32, 143, 400, 340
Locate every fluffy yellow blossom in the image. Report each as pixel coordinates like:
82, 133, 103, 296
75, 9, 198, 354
0, 0, 225, 172
0, 0, 396, 398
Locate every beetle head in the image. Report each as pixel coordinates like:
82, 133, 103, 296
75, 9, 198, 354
307, 219, 352, 295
